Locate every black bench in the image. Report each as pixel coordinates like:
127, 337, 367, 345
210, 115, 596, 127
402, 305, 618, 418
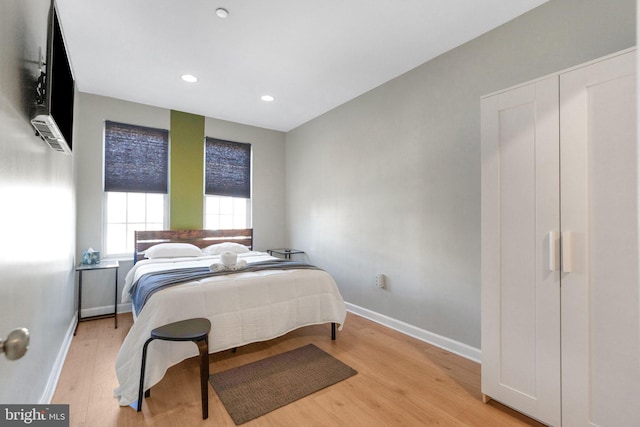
137, 318, 211, 419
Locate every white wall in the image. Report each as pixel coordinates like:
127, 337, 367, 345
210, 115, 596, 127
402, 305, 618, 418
0, 0, 76, 403
285, 0, 636, 351
74, 93, 287, 314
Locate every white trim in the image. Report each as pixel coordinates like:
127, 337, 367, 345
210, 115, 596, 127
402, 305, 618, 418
345, 302, 481, 363
40, 316, 77, 404
81, 302, 132, 318
119, 303, 132, 314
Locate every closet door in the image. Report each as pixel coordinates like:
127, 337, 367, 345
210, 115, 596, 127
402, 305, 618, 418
481, 76, 561, 426
560, 49, 639, 427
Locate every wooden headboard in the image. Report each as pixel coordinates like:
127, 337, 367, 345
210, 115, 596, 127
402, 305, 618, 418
134, 228, 253, 263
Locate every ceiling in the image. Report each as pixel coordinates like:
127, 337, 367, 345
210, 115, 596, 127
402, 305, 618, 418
55, 0, 548, 132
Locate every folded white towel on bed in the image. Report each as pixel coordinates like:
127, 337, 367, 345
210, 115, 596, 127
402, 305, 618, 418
209, 259, 247, 272
220, 251, 238, 267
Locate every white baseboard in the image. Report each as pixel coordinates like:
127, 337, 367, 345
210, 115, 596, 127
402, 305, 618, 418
80, 302, 132, 318
40, 315, 77, 404
41, 303, 132, 404
345, 302, 481, 363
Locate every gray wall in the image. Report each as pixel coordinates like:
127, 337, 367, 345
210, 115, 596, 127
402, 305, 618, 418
285, 0, 636, 350
0, 0, 76, 403
74, 93, 287, 314
204, 117, 287, 251
74, 93, 169, 312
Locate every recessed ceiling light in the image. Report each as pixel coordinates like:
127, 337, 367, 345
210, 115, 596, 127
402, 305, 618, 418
216, 8, 229, 18
181, 74, 198, 83
261, 95, 275, 102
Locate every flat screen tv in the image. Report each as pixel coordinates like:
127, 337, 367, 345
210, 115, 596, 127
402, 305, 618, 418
31, 1, 74, 154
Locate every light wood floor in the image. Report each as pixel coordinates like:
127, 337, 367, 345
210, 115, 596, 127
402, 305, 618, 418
52, 312, 545, 426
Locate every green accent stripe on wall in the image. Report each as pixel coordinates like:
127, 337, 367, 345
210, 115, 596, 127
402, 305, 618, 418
170, 110, 204, 230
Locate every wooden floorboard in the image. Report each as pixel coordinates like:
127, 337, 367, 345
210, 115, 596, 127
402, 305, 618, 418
52, 312, 546, 426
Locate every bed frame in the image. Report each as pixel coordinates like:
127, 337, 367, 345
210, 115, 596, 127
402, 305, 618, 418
132, 227, 337, 340
134, 228, 253, 263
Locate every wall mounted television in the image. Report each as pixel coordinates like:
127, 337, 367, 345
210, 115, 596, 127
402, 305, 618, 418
31, 1, 74, 154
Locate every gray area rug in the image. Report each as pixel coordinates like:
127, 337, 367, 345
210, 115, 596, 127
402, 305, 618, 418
209, 344, 357, 424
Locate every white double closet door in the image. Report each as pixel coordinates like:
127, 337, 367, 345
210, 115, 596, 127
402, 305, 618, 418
481, 49, 639, 427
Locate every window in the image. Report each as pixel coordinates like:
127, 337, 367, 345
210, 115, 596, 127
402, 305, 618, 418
204, 137, 251, 230
205, 196, 250, 230
105, 192, 165, 255
104, 121, 169, 256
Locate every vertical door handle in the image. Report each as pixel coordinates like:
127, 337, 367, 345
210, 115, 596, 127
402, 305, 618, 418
0, 328, 30, 361
549, 231, 561, 271
561, 231, 574, 273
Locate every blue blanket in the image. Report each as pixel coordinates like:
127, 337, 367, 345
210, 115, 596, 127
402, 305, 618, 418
131, 259, 320, 315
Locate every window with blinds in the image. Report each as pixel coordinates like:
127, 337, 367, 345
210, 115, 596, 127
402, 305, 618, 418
204, 137, 252, 230
103, 120, 169, 255
104, 120, 169, 194
205, 137, 251, 198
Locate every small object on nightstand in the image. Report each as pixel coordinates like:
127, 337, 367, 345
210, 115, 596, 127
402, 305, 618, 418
81, 248, 101, 265
267, 248, 305, 260
75, 259, 119, 335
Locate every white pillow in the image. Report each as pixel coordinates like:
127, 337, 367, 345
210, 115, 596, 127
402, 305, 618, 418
203, 242, 250, 255
144, 243, 203, 259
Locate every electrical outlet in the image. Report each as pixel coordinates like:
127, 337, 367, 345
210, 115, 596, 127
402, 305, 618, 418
375, 273, 386, 289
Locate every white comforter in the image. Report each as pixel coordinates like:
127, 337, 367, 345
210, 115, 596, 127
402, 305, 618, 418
114, 251, 347, 406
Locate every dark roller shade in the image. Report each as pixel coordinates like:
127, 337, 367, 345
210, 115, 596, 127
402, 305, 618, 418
205, 137, 251, 198
104, 120, 169, 193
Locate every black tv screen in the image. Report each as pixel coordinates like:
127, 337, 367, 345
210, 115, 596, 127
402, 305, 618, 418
49, 6, 74, 150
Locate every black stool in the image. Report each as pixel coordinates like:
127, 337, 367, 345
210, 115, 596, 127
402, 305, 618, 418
137, 318, 211, 419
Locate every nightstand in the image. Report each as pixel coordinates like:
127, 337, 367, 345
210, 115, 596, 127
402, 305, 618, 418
75, 259, 119, 335
267, 249, 305, 260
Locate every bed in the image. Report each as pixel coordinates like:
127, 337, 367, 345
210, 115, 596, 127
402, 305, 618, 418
114, 229, 347, 407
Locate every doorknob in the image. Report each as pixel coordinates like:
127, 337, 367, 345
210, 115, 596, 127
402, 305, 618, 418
1, 328, 30, 361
